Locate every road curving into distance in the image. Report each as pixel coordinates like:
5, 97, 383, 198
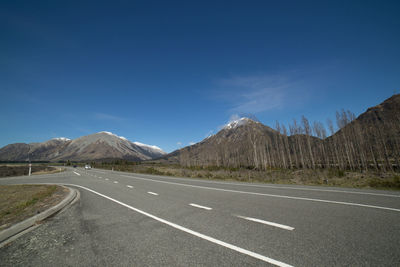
0, 167, 399, 266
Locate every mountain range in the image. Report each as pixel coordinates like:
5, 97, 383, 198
0, 131, 166, 162
1, 95, 399, 170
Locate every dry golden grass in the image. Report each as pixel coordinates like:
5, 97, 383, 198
32, 167, 64, 175
95, 163, 400, 190
0, 165, 60, 178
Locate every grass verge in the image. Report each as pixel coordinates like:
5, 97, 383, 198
0, 165, 62, 178
93, 162, 400, 190
0, 185, 68, 231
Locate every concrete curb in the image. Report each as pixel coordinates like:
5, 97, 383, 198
0, 186, 77, 243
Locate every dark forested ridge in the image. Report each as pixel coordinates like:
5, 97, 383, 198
164, 94, 400, 172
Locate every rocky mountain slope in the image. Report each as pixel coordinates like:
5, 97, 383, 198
0, 132, 166, 162
165, 118, 284, 167
162, 94, 400, 171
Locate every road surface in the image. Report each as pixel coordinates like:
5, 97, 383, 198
0, 167, 399, 266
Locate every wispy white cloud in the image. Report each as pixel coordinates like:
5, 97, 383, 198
177, 141, 182, 146
204, 130, 214, 138
189, 142, 195, 145
217, 72, 305, 114
229, 114, 241, 121
93, 113, 124, 122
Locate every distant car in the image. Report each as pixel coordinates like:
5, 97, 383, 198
85, 165, 91, 170
73, 165, 77, 168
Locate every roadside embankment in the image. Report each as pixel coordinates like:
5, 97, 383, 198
0, 165, 63, 178
94, 162, 400, 190
0, 184, 77, 245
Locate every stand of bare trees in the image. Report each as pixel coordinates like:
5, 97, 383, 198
179, 109, 400, 172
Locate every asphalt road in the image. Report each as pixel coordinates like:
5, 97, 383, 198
0, 167, 399, 266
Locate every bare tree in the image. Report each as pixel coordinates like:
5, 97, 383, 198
302, 115, 315, 169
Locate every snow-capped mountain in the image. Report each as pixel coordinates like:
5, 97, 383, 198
0, 131, 166, 162
162, 117, 280, 165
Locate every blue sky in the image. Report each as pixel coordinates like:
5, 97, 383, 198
1, 0, 399, 152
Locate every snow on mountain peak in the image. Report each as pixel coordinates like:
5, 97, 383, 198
97, 132, 165, 154
53, 137, 71, 141
99, 131, 116, 136
133, 142, 166, 154
99, 131, 127, 141
224, 117, 252, 129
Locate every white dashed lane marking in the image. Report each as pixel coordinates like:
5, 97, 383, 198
57, 184, 293, 267
236, 215, 294, 231
189, 203, 212, 210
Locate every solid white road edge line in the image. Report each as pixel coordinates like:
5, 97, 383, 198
147, 191, 158, 196
114, 181, 119, 184
119, 175, 400, 212
126, 185, 134, 188
189, 203, 212, 210
236, 215, 294, 231
73, 171, 81, 176
61, 184, 293, 267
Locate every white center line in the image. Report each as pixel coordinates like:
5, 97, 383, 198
147, 191, 158, 196
236, 215, 294, 231
105, 178, 109, 181
99, 177, 102, 179
189, 203, 213, 210
73, 171, 81, 176
126, 185, 134, 188
119, 175, 400, 212
114, 181, 119, 184
57, 183, 293, 267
